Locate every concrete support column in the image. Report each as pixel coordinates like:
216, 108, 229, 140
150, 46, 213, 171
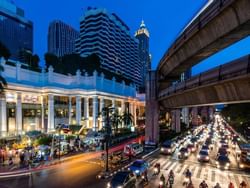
0, 97, 7, 136
182, 107, 189, 127
201, 106, 209, 124
41, 96, 45, 132
129, 102, 133, 115
16, 92, 22, 134
76, 96, 81, 125
191, 107, 198, 126
208, 106, 214, 121
121, 100, 125, 114
92, 96, 98, 131
48, 94, 54, 131
84, 97, 89, 128
171, 109, 181, 133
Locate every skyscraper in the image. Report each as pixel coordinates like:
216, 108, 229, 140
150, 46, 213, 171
135, 20, 151, 87
48, 20, 79, 57
75, 8, 141, 86
0, 0, 33, 61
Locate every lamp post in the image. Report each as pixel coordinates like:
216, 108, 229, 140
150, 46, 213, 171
102, 106, 115, 173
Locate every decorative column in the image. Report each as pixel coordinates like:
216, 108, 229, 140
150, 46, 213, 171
84, 97, 89, 128
0, 97, 7, 137
112, 98, 115, 108
41, 95, 45, 132
48, 94, 54, 131
76, 96, 81, 125
99, 97, 104, 130
68, 96, 72, 124
121, 100, 125, 128
16, 92, 22, 134
92, 96, 98, 131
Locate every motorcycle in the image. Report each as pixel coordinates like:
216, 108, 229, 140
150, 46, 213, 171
183, 176, 190, 186
154, 163, 160, 175
141, 175, 148, 186
168, 175, 174, 188
159, 180, 164, 188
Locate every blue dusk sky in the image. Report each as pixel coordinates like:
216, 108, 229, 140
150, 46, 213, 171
14, 0, 250, 75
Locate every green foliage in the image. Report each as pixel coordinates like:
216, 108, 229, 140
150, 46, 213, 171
43, 52, 133, 84
37, 136, 52, 146
121, 112, 134, 128
221, 103, 250, 125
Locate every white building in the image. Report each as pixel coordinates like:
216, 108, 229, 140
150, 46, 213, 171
0, 59, 145, 137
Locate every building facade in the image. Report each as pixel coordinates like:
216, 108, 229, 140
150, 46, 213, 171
0, 0, 33, 61
135, 20, 151, 87
48, 20, 79, 57
0, 58, 145, 137
75, 8, 141, 86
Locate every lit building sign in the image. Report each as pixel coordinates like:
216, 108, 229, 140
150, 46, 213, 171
22, 94, 40, 103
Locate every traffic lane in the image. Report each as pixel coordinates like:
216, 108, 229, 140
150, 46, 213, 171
0, 160, 103, 188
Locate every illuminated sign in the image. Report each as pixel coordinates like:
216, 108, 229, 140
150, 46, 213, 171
6, 93, 16, 102
22, 95, 40, 103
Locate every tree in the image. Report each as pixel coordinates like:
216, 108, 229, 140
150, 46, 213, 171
44, 52, 59, 69
110, 109, 122, 134
121, 112, 134, 128
0, 41, 10, 60
31, 54, 40, 68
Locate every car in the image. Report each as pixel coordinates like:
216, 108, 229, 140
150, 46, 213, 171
107, 171, 136, 188
160, 140, 176, 155
217, 147, 228, 157
128, 160, 149, 176
197, 150, 209, 162
187, 144, 196, 153
220, 144, 230, 153
201, 145, 210, 153
216, 155, 230, 169
178, 147, 190, 159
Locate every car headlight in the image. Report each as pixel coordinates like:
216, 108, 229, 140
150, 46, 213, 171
117, 186, 123, 188
135, 170, 140, 174
216, 161, 218, 165
197, 155, 200, 158
240, 164, 244, 168
205, 156, 209, 160
127, 167, 130, 171
178, 152, 181, 155
159, 181, 163, 186
107, 182, 111, 188
185, 153, 188, 156
161, 148, 164, 152
226, 163, 229, 166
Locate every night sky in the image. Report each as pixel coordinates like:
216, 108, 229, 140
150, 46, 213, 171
14, 0, 250, 75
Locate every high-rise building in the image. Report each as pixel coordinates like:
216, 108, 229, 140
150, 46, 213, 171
75, 8, 141, 86
0, 0, 33, 61
48, 20, 79, 57
135, 20, 151, 87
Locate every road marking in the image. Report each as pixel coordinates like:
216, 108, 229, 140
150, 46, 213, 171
175, 163, 184, 174
180, 164, 188, 175
196, 166, 202, 179
162, 161, 172, 170
211, 170, 216, 182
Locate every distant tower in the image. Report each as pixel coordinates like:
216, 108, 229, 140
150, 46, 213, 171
135, 20, 151, 87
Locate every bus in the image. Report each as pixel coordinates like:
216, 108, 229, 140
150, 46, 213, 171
124, 143, 143, 157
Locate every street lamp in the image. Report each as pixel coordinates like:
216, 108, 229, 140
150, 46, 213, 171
102, 106, 115, 173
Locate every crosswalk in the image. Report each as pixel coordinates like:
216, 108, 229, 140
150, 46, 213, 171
146, 157, 250, 186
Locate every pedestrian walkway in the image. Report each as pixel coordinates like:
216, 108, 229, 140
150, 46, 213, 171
146, 157, 250, 188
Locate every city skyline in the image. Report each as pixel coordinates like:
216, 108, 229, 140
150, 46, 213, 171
12, 0, 250, 75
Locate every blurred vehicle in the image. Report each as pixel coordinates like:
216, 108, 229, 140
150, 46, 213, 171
128, 160, 149, 176
107, 171, 136, 188
197, 150, 209, 162
178, 147, 190, 159
216, 155, 230, 169
124, 143, 143, 157
201, 145, 210, 153
238, 144, 250, 169
217, 147, 228, 157
187, 143, 196, 153
160, 140, 176, 155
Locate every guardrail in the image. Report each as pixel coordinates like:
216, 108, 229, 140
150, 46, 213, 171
159, 54, 250, 98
